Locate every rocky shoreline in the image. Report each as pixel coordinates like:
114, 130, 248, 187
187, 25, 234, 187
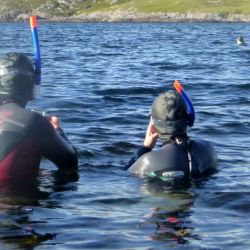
1, 10, 250, 22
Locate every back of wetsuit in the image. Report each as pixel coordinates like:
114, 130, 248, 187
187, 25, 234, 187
0, 102, 78, 183
0, 103, 40, 182
188, 140, 217, 177
128, 139, 217, 179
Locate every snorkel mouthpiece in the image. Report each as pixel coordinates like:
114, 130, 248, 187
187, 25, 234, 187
174, 80, 195, 127
30, 15, 41, 98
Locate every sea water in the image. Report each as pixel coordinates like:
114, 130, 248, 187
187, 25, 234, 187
0, 21, 249, 249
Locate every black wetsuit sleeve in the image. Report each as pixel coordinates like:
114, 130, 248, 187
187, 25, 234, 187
31, 114, 78, 169
55, 127, 78, 153
124, 146, 151, 170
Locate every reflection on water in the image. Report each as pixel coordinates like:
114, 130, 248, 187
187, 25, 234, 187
138, 180, 197, 244
0, 168, 78, 249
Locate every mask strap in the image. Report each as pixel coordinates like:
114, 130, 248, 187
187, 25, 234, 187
30, 15, 41, 98
174, 80, 195, 127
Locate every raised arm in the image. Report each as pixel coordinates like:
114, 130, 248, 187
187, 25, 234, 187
32, 114, 78, 169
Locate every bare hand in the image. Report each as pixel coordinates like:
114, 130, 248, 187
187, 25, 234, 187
143, 121, 158, 149
48, 116, 60, 129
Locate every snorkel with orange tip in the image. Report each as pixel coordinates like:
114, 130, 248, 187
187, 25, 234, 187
174, 80, 195, 127
30, 15, 41, 98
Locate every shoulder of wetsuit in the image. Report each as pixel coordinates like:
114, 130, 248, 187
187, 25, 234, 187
128, 143, 189, 176
29, 111, 55, 139
0, 103, 37, 134
0, 104, 44, 162
189, 139, 217, 176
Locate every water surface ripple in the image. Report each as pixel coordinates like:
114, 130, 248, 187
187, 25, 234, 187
0, 22, 249, 249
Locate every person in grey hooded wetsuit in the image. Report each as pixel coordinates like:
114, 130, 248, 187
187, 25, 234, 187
125, 83, 217, 181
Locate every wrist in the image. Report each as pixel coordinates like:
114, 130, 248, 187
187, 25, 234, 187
138, 145, 152, 156
143, 140, 155, 149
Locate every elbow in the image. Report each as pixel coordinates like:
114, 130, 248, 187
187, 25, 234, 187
55, 151, 78, 170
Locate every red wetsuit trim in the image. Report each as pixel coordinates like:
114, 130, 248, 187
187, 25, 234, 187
0, 138, 42, 183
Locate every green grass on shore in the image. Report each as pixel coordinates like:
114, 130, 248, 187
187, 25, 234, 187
77, 0, 250, 15
2, 0, 250, 16
1, 0, 45, 11
130, 0, 250, 14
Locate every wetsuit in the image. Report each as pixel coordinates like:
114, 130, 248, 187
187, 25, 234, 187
125, 139, 217, 179
0, 102, 78, 183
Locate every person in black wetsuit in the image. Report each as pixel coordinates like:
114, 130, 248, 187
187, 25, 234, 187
125, 86, 217, 181
0, 52, 78, 185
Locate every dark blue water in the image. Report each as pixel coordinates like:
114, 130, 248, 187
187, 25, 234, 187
0, 21, 249, 249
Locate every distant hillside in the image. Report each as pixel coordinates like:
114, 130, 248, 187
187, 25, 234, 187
1, 0, 250, 21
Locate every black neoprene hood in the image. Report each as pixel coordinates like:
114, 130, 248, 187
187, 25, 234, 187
0, 52, 35, 104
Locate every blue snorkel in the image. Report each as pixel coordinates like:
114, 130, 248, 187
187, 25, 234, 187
30, 16, 41, 98
174, 80, 195, 127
